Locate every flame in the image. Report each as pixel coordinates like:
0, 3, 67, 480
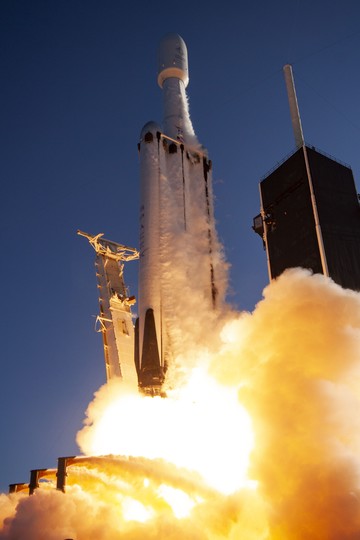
121, 496, 153, 522
77, 366, 255, 495
156, 484, 199, 519
2, 270, 360, 539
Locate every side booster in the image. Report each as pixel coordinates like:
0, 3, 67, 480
135, 34, 221, 395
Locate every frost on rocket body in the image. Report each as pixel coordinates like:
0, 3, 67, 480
137, 33, 230, 386
2, 269, 360, 539
157, 141, 228, 384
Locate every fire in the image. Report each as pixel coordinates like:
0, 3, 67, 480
156, 485, 198, 519
2, 270, 360, 539
77, 366, 255, 495
121, 496, 153, 522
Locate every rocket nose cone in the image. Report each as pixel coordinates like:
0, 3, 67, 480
157, 33, 189, 88
140, 121, 161, 141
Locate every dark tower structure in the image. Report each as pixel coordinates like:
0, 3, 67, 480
254, 66, 360, 291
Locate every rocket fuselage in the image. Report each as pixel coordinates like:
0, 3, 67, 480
136, 34, 222, 393
137, 123, 164, 391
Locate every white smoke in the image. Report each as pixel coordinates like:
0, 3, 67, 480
2, 269, 360, 538
212, 268, 360, 539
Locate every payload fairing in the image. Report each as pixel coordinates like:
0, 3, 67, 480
136, 34, 224, 394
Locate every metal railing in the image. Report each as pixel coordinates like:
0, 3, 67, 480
260, 142, 352, 181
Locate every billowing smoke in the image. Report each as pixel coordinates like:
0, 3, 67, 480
213, 268, 360, 539
1, 268, 360, 539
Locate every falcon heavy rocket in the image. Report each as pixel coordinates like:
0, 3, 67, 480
135, 33, 222, 394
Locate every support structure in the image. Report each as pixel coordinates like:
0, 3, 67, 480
9, 456, 80, 496
56, 456, 76, 493
253, 66, 360, 290
29, 469, 49, 495
9, 483, 28, 494
78, 230, 139, 384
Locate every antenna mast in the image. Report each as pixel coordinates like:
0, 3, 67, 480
282, 67, 329, 276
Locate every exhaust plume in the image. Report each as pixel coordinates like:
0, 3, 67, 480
1, 269, 360, 539
213, 268, 360, 539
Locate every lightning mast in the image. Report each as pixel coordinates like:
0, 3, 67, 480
253, 66, 360, 291
78, 230, 139, 384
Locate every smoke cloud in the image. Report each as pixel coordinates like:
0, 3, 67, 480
213, 268, 360, 539
1, 268, 360, 539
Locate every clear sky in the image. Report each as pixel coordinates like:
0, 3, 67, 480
1, 0, 359, 492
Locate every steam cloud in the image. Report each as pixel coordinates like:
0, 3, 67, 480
1, 268, 360, 539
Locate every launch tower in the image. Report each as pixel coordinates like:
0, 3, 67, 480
254, 65, 360, 291
78, 230, 139, 383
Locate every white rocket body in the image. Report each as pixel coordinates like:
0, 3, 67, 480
136, 34, 225, 393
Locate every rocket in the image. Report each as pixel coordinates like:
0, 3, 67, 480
135, 34, 224, 395
79, 35, 225, 393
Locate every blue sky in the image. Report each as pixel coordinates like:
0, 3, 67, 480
1, 0, 359, 492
